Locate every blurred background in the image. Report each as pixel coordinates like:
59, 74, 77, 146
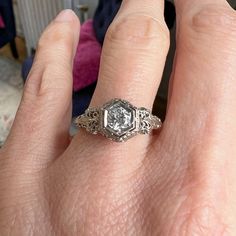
0, 0, 235, 146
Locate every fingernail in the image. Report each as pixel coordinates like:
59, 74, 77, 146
55, 9, 76, 22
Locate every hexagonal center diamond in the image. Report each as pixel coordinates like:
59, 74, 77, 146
107, 104, 133, 134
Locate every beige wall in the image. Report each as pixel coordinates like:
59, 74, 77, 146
13, 0, 23, 37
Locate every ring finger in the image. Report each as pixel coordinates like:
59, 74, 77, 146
72, 0, 170, 149
91, 0, 169, 109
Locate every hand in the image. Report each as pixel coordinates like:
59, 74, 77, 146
1, 0, 236, 235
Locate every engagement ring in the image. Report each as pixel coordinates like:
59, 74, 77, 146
75, 99, 162, 142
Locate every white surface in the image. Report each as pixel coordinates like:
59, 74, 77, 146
0, 81, 22, 146
17, 0, 66, 55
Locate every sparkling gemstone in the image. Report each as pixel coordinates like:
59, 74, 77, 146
105, 101, 134, 136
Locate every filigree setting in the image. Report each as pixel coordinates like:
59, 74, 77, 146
75, 99, 162, 142
138, 108, 162, 134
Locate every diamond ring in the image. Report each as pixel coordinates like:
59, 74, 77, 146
75, 99, 162, 142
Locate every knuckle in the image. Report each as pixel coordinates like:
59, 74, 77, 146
106, 14, 170, 50
170, 204, 228, 236
38, 67, 72, 99
37, 22, 74, 52
192, 5, 236, 39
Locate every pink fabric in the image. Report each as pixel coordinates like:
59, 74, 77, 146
73, 20, 102, 91
0, 14, 5, 28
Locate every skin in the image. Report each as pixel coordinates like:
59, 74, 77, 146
0, 0, 236, 235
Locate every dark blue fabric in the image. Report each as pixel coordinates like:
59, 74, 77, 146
72, 83, 96, 117
93, 0, 176, 45
93, 0, 121, 45
164, 1, 176, 29
0, 0, 16, 47
21, 56, 34, 81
